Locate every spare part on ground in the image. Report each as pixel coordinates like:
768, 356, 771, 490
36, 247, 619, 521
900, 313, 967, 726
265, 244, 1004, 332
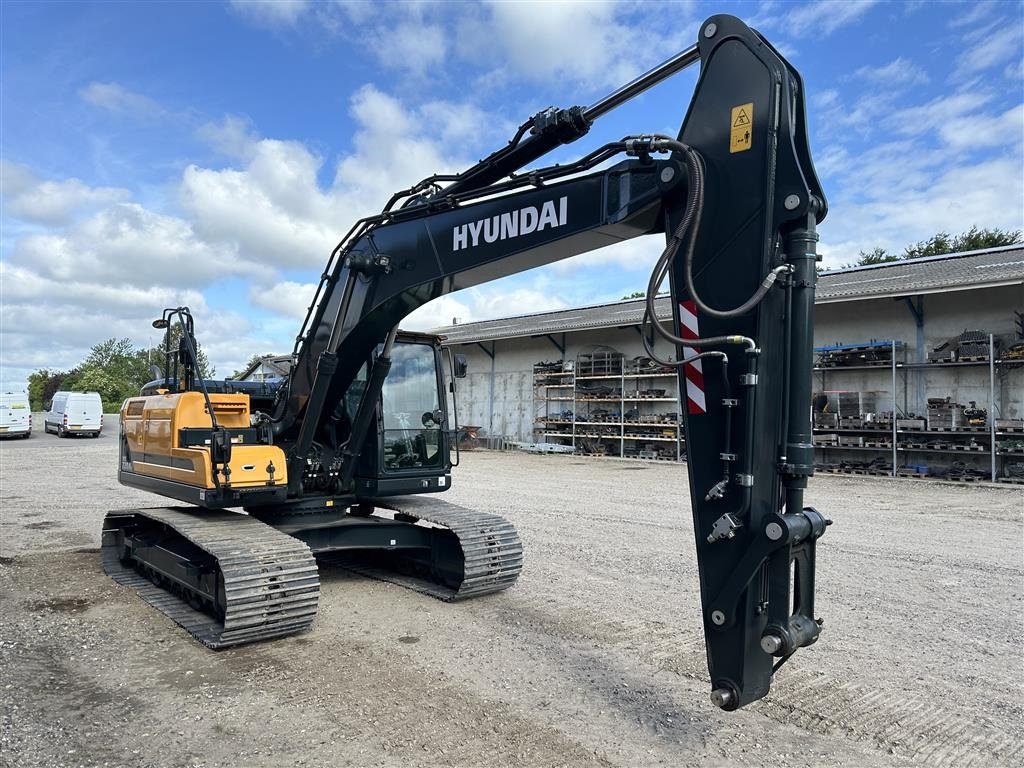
103, 14, 829, 710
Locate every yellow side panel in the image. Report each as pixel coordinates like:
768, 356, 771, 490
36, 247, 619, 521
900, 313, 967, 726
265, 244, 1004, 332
119, 391, 287, 489
170, 444, 287, 489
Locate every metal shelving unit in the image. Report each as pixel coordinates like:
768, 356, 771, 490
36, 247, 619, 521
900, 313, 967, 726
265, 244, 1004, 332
813, 335, 1023, 482
533, 354, 685, 461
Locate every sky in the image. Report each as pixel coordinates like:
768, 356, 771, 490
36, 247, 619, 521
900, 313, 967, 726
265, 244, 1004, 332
1, 0, 1022, 389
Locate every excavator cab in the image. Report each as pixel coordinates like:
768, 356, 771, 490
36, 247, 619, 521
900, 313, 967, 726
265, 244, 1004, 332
351, 332, 458, 497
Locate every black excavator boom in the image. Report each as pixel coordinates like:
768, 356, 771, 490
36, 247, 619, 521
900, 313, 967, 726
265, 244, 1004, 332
110, 14, 828, 709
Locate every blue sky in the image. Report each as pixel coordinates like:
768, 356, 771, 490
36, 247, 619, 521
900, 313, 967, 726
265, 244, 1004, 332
2, 0, 1022, 388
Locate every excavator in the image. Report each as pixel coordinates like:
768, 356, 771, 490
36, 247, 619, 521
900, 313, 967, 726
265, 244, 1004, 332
102, 14, 829, 711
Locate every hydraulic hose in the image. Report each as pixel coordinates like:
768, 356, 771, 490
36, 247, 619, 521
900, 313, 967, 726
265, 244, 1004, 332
640, 137, 788, 358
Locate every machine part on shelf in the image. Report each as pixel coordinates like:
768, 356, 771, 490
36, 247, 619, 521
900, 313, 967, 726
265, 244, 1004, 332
963, 401, 988, 427
576, 348, 624, 377
534, 359, 565, 373
515, 442, 577, 454
929, 329, 994, 362
1003, 461, 1024, 479
816, 340, 903, 367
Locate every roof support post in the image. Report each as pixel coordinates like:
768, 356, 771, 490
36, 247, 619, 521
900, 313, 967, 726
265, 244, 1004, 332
476, 342, 495, 359
901, 295, 925, 414
540, 333, 566, 355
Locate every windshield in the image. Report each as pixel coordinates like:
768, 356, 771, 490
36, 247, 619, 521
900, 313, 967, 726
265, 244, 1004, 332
381, 342, 443, 471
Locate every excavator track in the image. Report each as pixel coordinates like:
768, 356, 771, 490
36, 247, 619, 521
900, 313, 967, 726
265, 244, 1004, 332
325, 498, 524, 601
102, 507, 319, 649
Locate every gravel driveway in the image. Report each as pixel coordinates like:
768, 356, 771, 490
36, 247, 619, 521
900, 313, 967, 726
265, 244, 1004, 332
1, 428, 1021, 767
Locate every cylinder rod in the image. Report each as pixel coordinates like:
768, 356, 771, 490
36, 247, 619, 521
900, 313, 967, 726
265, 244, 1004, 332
584, 44, 700, 122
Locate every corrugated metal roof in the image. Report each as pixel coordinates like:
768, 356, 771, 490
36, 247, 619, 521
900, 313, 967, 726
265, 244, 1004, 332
433, 245, 1024, 345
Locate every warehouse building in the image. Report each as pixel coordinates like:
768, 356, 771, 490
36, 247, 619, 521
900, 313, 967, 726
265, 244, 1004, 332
433, 245, 1024, 479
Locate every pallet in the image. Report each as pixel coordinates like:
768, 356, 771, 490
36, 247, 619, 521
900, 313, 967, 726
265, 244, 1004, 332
996, 477, 1024, 485
943, 475, 983, 483
957, 355, 990, 362
896, 471, 929, 478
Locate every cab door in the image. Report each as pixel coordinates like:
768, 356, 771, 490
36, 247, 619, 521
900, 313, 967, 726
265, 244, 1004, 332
379, 342, 446, 474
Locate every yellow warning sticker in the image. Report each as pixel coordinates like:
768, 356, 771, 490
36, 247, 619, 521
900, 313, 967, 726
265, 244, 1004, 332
730, 102, 753, 153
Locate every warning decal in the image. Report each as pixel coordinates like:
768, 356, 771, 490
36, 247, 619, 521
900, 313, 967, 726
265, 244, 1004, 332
729, 102, 753, 153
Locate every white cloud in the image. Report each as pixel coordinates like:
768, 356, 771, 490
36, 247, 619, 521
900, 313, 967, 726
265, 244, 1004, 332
786, 0, 878, 37
1, 161, 130, 225
182, 138, 344, 269
949, 1, 998, 29
11, 203, 263, 288
0, 262, 208, 315
936, 104, 1024, 150
79, 82, 164, 117
0, 265, 214, 382
333, 84, 466, 205
405, 294, 475, 331
329, 1, 377, 25
812, 89, 840, 110
195, 115, 260, 159
407, 286, 568, 331
247, 280, 316, 320
229, 0, 309, 26
453, 1, 696, 91
954, 22, 1024, 77
184, 85, 485, 271
246, 277, 570, 336
818, 154, 1024, 268
0, 256, 268, 385
885, 91, 994, 138
549, 237, 662, 275
853, 57, 929, 86
371, 21, 447, 76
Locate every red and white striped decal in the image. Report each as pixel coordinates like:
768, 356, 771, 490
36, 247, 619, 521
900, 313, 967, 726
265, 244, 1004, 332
679, 300, 706, 414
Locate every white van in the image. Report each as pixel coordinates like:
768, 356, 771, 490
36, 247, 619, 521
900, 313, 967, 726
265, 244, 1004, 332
45, 391, 103, 438
0, 391, 32, 438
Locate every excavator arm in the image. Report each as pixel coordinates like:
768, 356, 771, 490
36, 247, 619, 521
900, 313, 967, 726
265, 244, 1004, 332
110, 14, 829, 709
266, 14, 829, 709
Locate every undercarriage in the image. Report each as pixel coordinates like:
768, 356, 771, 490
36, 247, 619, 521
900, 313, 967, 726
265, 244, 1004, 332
102, 498, 523, 648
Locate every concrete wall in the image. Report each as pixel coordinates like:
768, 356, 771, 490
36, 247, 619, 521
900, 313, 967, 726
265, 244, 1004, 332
446, 284, 1024, 441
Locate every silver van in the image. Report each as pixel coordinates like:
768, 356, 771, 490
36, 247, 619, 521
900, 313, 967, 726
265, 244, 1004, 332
45, 391, 103, 438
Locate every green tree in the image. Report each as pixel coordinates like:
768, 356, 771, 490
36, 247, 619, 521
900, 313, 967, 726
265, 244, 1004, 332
63, 337, 152, 411
855, 246, 898, 266
621, 290, 646, 300
849, 226, 1021, 268
145, 324, 215, 380
27, 368, 74, 411
903, 226, 1021, 260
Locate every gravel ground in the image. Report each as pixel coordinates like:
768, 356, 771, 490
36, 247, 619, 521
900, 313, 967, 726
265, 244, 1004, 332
1, 423, 1022, 768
